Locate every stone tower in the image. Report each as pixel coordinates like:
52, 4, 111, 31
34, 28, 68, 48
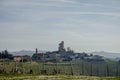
58, 41, 66, 53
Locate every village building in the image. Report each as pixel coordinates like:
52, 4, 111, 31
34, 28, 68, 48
13, 55, 31, 62
13, 56, 22, 62
32, 48, 45, 61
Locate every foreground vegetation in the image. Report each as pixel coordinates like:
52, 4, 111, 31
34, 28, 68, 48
0, 74, 120, 80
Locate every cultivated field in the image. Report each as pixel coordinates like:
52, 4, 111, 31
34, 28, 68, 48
0, 59, 120, 76
0, 59, 120, 80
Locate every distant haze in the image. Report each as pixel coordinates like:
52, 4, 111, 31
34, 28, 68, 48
0, 0, 120, 53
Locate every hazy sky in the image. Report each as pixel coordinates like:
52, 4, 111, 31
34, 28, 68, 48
0, 0, 120, 52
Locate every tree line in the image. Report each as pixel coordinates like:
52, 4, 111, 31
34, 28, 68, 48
0, 50, 13, 60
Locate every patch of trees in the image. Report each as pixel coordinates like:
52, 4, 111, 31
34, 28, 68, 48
0, 50, 13, 60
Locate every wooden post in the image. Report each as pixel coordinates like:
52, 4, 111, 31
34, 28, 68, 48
42, 53, 45, 70
2, 55, 5, 72
30, 56, 33, 74
81, 61, 84, 75
22, 56, 24, 74
56, 54, 58, 74
41, 53, 46, 75
96, 65, 99, 76
116, 63, 119, 76
15, 61, 17, 72
90, 63, 93, 76
106, 64, 109, 76
70, 61, 73, 76
1, 54, 5, 73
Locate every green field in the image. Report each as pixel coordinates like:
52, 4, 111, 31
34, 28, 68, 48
0, 74, 120, 80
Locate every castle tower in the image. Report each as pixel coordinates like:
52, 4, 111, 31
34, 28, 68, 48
58, 41, 66, 53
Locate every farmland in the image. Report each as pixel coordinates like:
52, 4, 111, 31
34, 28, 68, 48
0, 58, 120, 80
0, 59, 120, 76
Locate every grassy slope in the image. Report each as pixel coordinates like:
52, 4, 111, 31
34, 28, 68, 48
0, 74, 120, 80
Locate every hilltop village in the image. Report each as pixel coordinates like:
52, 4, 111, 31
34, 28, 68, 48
0, 41, 120, 76
0, 41, 105, 62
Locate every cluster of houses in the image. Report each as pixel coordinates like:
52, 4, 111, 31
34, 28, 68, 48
1, 41, 105, 62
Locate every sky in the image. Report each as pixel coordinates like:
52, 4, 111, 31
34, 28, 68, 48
0, 0, 120, 53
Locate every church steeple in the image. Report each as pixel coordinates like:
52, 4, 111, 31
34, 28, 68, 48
36, 48, 38, 54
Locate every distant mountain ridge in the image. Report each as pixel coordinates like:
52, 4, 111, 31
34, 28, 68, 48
10, 50, 120, 59
89, 51, 120, 59
10, 50, 34, 56
10, 50, 47, 56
